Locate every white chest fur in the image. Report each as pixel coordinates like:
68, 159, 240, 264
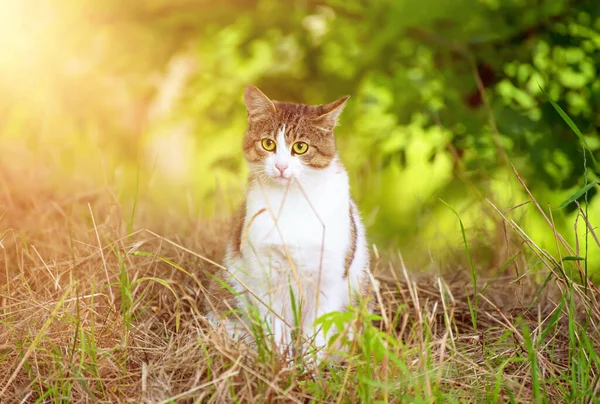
242, 163, 351, 283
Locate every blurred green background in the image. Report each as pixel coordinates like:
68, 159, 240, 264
1, 0, 599, 275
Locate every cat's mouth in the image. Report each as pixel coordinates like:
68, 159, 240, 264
272, 176, 291, 185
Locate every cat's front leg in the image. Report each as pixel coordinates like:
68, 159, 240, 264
305, 289, 351, 359
205, 309, 250, 342
263, 311, 295, 356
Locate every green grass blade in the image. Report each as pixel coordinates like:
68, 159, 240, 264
132, 251, 196, 281
557, 182, 599, 209
128, 153, 141, 235
521, 322, 544, 403
134, 277, 181, 331
541, 86, 599, 170
440, 199, 477, 331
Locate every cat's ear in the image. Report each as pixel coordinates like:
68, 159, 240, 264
312, 95, 350, 133
244, 86, 276, 121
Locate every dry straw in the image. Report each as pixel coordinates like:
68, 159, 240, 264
1, 162, 598, 402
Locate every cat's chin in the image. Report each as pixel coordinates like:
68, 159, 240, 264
270, 176, 293, 186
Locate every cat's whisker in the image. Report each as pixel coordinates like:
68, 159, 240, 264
259, 173, 270, 184
293, 176, 307, 188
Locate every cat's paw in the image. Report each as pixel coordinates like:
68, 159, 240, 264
205, 312, 248, 340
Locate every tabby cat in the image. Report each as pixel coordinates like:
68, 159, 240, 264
205, 86, 376, 358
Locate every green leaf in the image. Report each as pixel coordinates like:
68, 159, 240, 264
540, 85, 600, 171
557, 182, 599, 209
538, 299, 565, 345
562, 256, 586, 262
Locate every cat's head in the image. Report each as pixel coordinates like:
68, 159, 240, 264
242, 85, 349, 185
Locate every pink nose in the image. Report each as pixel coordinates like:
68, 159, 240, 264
275, 162, 288, 175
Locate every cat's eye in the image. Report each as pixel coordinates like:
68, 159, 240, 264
261, 138, 276, 151
292, 142, 309, 155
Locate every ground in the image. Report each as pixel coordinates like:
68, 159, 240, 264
1, 161, 599, 403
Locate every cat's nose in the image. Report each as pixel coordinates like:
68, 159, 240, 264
275, 162, 288, 176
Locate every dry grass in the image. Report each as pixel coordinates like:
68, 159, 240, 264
1, 162, 599, 403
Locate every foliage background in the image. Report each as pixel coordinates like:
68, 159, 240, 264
1, 0, 599, 275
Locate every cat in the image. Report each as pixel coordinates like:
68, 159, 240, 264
205, 85, 376, 359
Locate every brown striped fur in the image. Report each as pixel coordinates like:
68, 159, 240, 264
243, 86, 348, 169
205, 275, 240, 318
344, 202, 357, 278
229, 201, 246, 259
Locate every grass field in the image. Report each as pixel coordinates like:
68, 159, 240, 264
1, 156, 600, 403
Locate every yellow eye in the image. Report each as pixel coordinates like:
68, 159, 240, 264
292, 142, 309, 155
261, 138, 276, 151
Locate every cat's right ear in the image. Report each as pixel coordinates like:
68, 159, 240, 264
244, 86, 276, 121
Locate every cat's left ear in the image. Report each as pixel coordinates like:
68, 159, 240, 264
312, 95, 350, 133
